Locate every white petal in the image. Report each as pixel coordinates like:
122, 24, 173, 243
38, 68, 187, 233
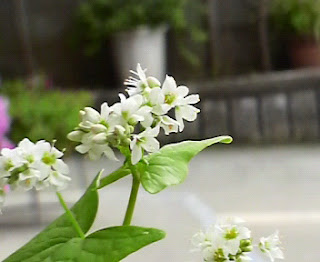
175, 107, 184, 132
92, 133, 107, 144
100, 102, 111, 119
176, 85, 189, 98
147, 76, 161, 88
53, 159, 69, 174
162, 75, 176, 93
88, 149, 102, 161
136, 63, 147, 81
83, 107, 100, 123
183, 94, 200, 105
75, 144, 90, 154
180, 105, 200, 121
103, 146, 118, 161
131, 144, 142, 165
67, 130, 84, 142
141, 113, 154, 128
142, 137, 160, 153
51, 147, 64, 158
18, 138, 34, 151
226, 239, 241, 255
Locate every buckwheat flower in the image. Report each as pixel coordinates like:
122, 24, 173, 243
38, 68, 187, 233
175, 94, 200, 132
39, 142, 69, 175
0, 147, 23, 174
15, 169, 42, 191
112, 94, 151, 126
77, 142, 117, 161
192, 225, 227, 262
259, 231, 284, 261
130, 126, 160, 165
161, 75, 200, 131
46, 170, 71, 191
218, 223, 251, 255
162, 75, 189, 107
124, 63, 161, 96
157, 115, 180, 135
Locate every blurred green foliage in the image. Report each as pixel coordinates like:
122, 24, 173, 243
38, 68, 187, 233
1, 79, 93, 153
270, 0, 320, 38
74, 0, 207, 67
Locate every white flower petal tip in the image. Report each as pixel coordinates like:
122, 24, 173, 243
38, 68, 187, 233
259, 231, 284, 261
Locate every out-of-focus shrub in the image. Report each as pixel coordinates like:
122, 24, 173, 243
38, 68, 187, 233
1, 79, 94, 153
270, 0, 320, 38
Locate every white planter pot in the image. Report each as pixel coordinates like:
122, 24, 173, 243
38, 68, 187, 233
113, 26, 167, 83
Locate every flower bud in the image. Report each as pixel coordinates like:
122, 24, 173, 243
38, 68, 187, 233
93, 133, 107, 144
114, 125, 126, 136
240, 239, 253, 252
147, 76, 161, 88
83, 107, 100, 123
67, 130, 84, 142
91, 124, 107, 134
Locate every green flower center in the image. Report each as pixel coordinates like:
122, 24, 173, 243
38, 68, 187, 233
26, 155, 34, 163
4, 160, 14, 171
42, 152, 56, 165
224, 227, 239, 240
213, 248, 227, 262
164, 93, 176, 105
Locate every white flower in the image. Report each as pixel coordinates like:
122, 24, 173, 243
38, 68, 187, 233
161, 75, 200, 131
124, 63, 161, 96
130, 126, 160, 165
162, 75, 189, 107
76, 143, 117, 161
46, 171, 71, 191
158, 115, 180, 135
112, 94, 151, 126
15, 169, 41, 191
259, 231, 284, 261
218, 224, 251, 255
191, 226, 227, 262
0, 147, 23, 175
175, 94, 200, 132
0, 138, 71, 192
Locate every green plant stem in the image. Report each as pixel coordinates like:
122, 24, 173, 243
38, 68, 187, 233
123, 174, 140, 226
56, 192, 85, 239
98, 167, 131, 189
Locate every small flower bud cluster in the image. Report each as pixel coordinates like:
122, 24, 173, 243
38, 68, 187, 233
68, 64, 200, 165
0, 138, 70, 210
192, 217, 284, 262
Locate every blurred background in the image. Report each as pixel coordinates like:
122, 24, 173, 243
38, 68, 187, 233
1, 0, 320, 261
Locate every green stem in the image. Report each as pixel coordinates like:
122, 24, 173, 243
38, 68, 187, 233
98, 167, 131, 189
122, 174, 140, 226
56, 192, 85, 239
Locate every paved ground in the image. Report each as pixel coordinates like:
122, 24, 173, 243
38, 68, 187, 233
1, 144, 320, 261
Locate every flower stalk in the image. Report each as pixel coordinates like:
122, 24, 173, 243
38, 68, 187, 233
123, 172, 140, 226
56, 192, 85, 239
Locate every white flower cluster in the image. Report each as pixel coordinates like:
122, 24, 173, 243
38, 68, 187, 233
68, 64, 200, 165
192, 217, 284, 262
0, 138, 70, 210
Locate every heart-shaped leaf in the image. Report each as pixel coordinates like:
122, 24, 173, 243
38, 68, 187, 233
4, 171, 102, 262
138, 136, 232, 194
43, 226, 165, 262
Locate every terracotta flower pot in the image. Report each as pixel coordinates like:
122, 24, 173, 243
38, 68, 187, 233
289, 36, 320, 68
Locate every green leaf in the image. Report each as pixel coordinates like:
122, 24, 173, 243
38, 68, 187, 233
138, 135, 232, 194
4, 171, 102, 262
43, 226, 165, 262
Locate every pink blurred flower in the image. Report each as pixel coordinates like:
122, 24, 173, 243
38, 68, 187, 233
0, 96, 14, 149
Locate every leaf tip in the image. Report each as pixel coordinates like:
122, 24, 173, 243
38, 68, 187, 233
219, 136, 233, 144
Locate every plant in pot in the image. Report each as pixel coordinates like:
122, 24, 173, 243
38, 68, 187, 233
270, 0, 320, 68
75, 0, 188, 82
